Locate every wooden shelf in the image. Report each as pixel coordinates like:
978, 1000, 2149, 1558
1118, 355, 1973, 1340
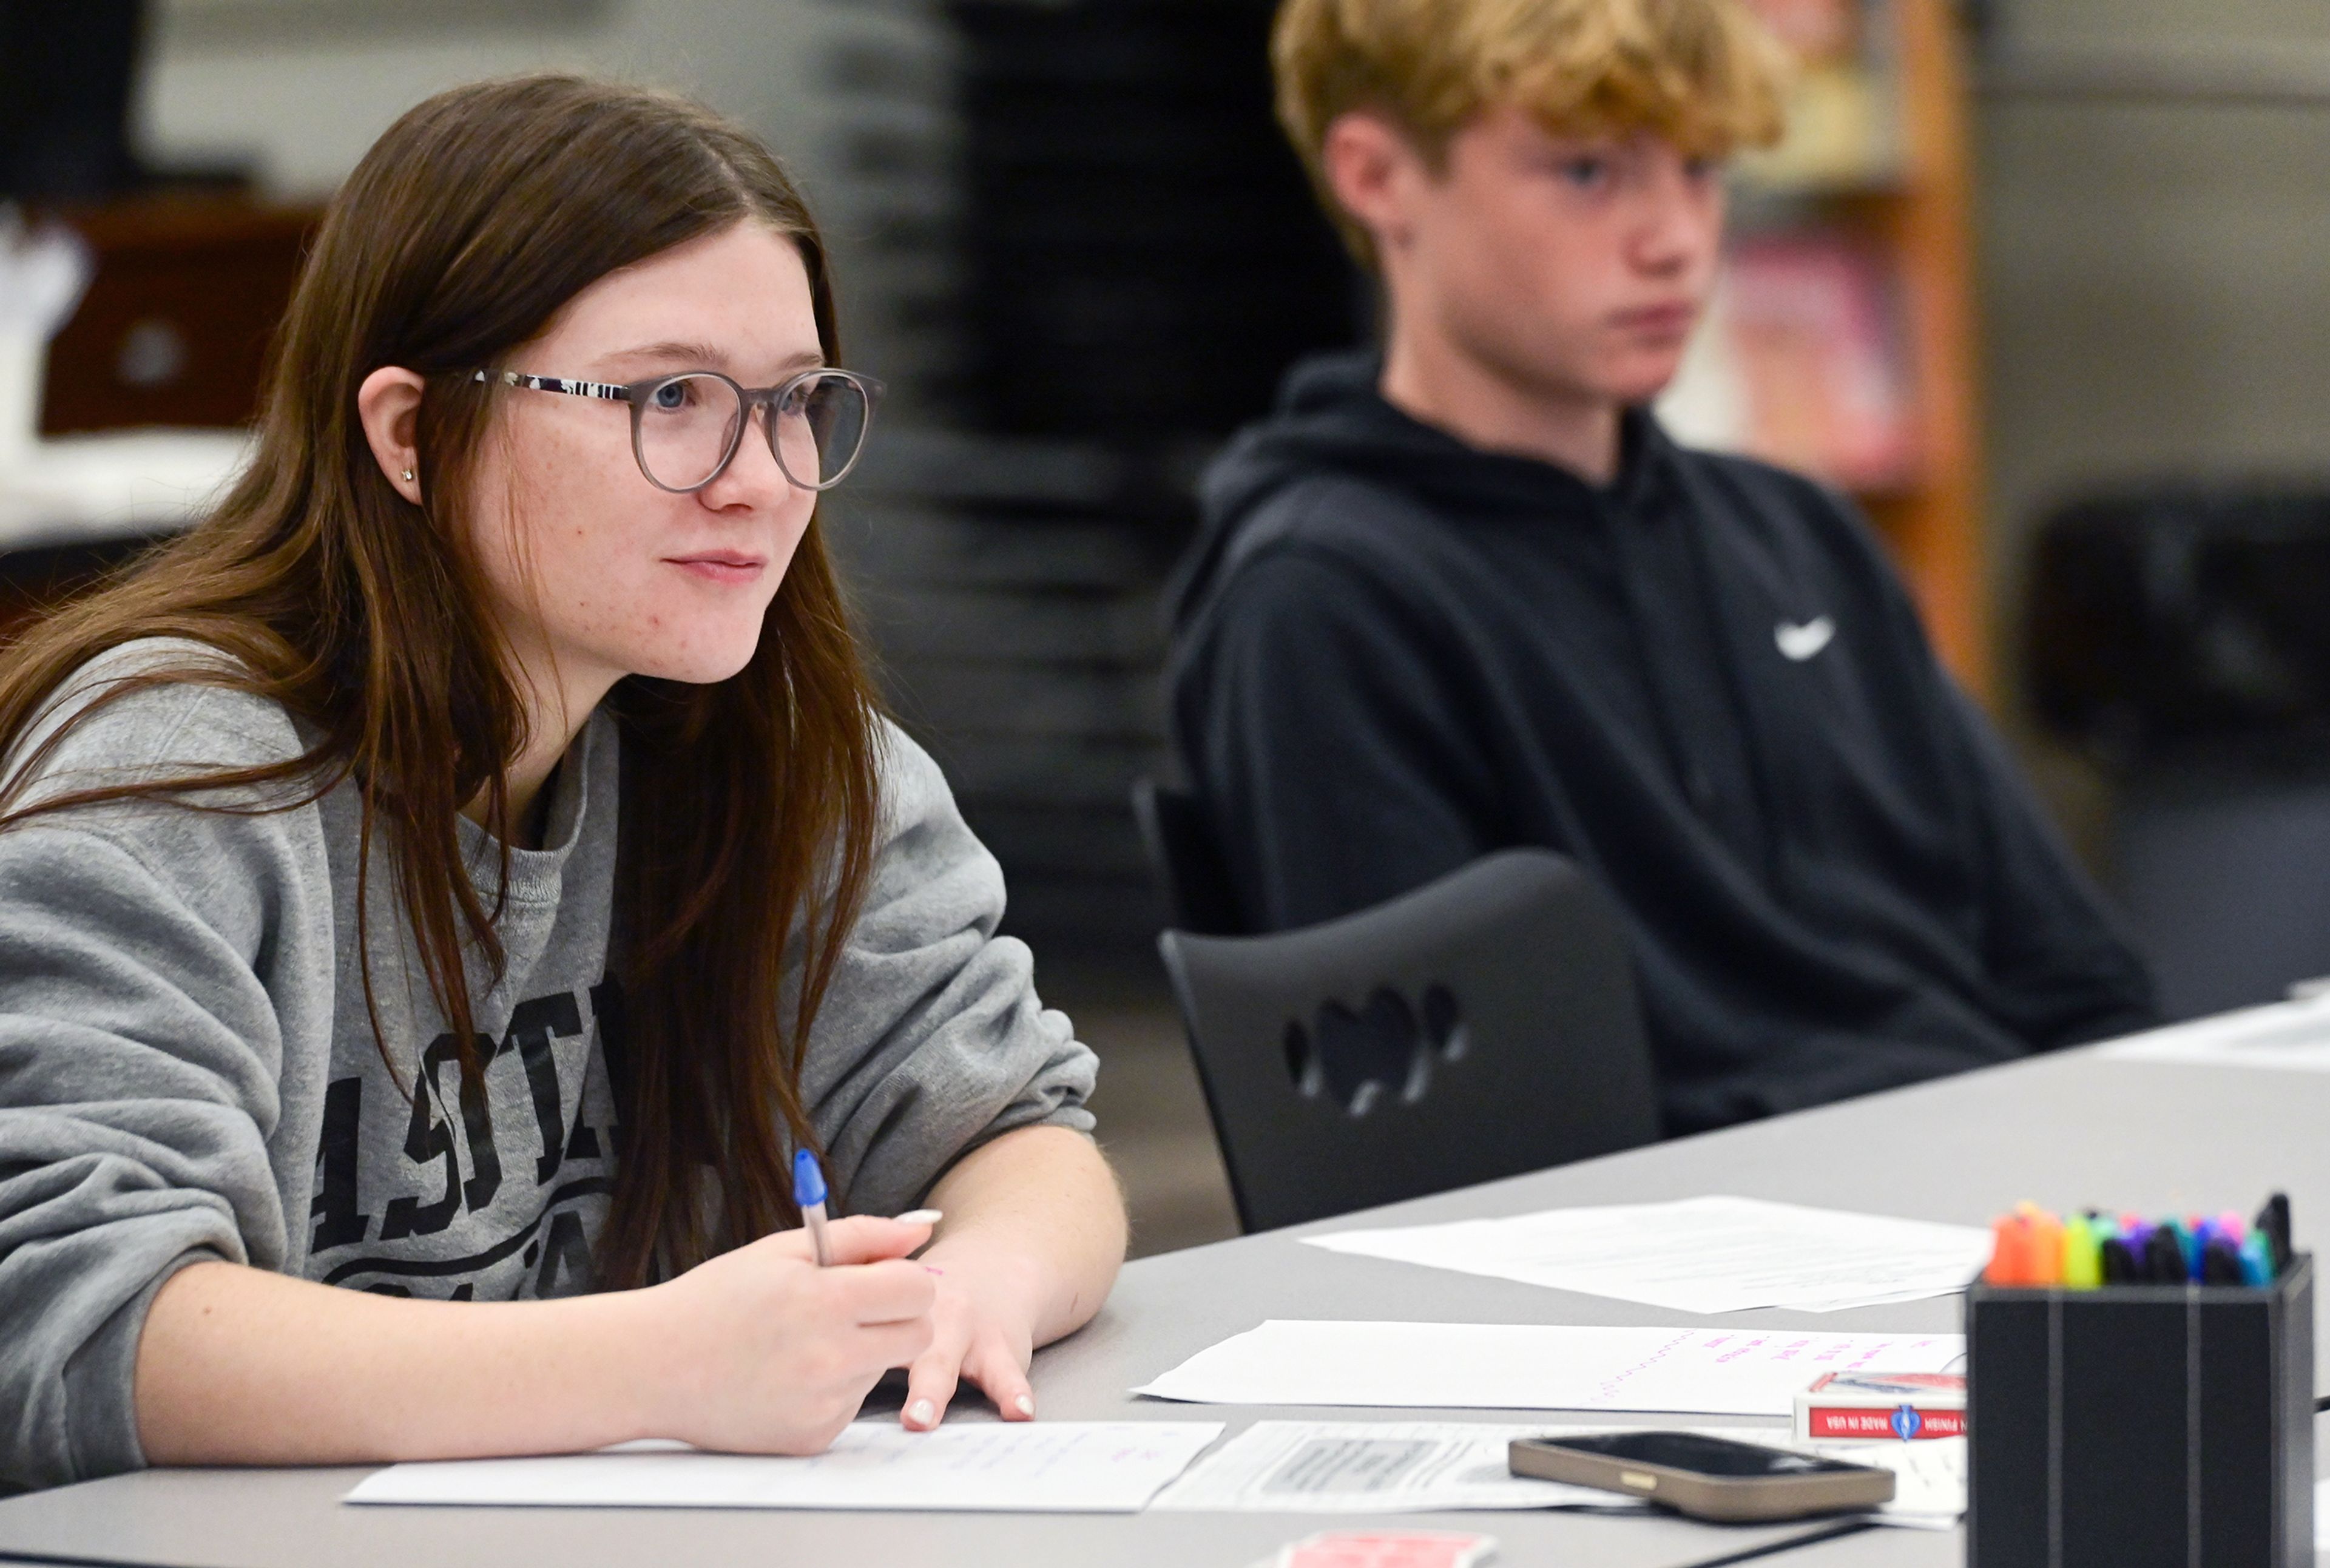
1718, 0, 1991, 701
1853, 0, 1989, 701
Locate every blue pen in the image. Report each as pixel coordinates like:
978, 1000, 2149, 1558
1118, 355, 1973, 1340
2187, 1219, 2216, 1282
793, 1148, 832, 1267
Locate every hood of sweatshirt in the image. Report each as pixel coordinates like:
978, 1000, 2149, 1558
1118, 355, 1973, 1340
1168, 349, 1672, 630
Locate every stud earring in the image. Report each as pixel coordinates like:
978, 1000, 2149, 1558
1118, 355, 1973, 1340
400, 468, 414, 482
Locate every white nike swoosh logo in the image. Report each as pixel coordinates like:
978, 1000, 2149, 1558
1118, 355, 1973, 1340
1775, 617, 1835, 661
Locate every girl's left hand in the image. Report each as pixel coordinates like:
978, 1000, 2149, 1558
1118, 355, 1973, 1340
897, 1234, 1045, 1430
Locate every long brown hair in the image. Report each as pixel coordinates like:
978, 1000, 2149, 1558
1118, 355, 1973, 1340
0, 75, 885, 1288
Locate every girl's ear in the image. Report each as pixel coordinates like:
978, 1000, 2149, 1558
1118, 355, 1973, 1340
357, 366, 428, 504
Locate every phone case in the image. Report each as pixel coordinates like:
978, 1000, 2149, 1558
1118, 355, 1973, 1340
1507, 1437, 1896, 1522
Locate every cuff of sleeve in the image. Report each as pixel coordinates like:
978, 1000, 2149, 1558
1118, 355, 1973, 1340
61, 1246, 221, 1483
910, 1111, 1098, 1208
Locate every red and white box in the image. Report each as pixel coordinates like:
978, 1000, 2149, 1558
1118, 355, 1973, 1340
1794, 1370, 1967, 1442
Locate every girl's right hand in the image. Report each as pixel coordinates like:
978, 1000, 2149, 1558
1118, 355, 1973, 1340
640, 1214, 938, 1455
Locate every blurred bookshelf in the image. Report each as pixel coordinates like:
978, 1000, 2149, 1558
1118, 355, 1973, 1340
1660, 0, 1990, 700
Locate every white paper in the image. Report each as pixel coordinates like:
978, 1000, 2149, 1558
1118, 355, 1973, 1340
345, 1421, 1225, 1512
0, 218, 90, 338
0, 430, 251, 548
1136, 1321, 1965, 1417
1152, 1419, 1964, 1528
2100, 993, 2330, 1073
1151, 1420, 1616, 1512
1830, 1436, 1965, 1529
0, 217, 90, 462
2316, 1478, 2330, 1550
1303, 1197, 1993, 1314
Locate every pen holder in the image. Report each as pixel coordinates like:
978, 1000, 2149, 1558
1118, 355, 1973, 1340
1965, 1252, 2313, 1568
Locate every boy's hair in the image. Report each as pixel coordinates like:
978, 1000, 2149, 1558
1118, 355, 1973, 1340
1272, 0, 1791, 266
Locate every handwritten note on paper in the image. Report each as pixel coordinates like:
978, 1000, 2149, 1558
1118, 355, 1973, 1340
345, 1422, 1226, 1513
1302, 1197, 1993, 1314
1135, 1322, 1964, 1417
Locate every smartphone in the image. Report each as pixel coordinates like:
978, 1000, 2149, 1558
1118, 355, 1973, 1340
1508, 1430, 1895, 1522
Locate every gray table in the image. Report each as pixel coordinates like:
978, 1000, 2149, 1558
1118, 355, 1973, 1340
3, 1043, 2324, 1568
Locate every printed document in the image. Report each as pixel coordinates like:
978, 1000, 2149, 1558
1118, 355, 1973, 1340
1302, 1196, 1991, 1313
2101, 992, 2330, 1073
1150, 1421, 1622, 1513
1153, 1419, 1965, 1529
1135, 1321, 1964, 1416
346, 1421, 1225, 1512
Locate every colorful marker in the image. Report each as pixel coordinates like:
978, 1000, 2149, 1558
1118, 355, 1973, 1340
1985, 1198, 2293, 1289
2062, 1214, 2102, 1289
1984, 1215, 2025, 1285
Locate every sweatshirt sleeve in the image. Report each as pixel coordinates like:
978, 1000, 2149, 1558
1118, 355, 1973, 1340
1841, 529, 2161, 1048
800, 721, 1097, 1220
0, 666, 319, 1490
1944, 680, 2161, 1047
1172, 547, 1502, 932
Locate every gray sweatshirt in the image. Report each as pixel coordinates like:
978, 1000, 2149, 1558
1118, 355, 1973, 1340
0, 640, 1098, 1490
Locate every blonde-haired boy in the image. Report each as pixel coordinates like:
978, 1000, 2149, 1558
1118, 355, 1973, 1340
1165, 0, 2154, 1132
1274, 0, 1789, 268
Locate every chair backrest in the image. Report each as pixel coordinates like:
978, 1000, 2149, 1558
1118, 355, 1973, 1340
1158, 848, 1659, 1233
1131, 776, 1245, 937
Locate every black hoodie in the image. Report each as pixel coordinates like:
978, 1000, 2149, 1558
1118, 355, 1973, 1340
1166, 352, 2156, 1134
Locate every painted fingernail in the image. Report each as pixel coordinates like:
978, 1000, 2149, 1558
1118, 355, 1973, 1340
895, 1209, 943, 1226
1013, 1394, 1035, 1416
909, 1399, 935, 1426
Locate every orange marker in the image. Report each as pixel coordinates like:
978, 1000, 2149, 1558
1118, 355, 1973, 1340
2027, 1208, 2065, 1286
1985, 1214, 2029, 1285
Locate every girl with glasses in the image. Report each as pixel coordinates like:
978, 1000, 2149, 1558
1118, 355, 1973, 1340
0, 74, 1124, 1489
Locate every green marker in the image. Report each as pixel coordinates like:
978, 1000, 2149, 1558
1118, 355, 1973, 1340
2062, 1213, 2102, 1289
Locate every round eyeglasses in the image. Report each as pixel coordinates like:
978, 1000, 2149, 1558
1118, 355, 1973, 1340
473, 366, 881, 493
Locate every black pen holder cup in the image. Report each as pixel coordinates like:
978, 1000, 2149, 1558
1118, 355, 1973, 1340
1965, 1252, 2313, 1568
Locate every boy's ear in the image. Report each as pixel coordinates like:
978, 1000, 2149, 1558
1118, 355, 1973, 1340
1320, 110, 1424, 255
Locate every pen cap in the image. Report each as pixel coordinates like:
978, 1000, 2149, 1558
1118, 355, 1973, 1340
792, 1148, 828, 1209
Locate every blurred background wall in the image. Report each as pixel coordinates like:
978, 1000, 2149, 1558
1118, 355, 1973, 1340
1982, 0, 2330, 609
135, 1, 953, 411
14, 0, 2330, 1246
140, 1, 1357, 964
122, 0, 2330, 956
1976, 0, 2330, 1015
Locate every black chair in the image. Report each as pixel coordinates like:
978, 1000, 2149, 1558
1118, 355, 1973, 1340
2027, 491, 2330, 1017
1157, 848, 1660, 1233
1130, 777, 1245, 936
